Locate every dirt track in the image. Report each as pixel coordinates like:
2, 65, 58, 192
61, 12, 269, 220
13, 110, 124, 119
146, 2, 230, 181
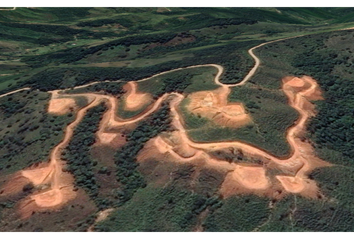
0, 73, 326, 219
122, 82, 153, 111
0, 87, 30, 99
186, 87, 252, 128
138, 75, 330, 198
0, 7, 16, 11
0, 32, 338, 221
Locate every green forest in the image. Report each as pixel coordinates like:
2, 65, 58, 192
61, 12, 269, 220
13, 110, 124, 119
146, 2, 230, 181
1, 7, 354, 232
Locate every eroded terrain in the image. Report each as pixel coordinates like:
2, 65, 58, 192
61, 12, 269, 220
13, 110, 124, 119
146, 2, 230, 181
0, 35, 334, 228
0, 63, 330, 220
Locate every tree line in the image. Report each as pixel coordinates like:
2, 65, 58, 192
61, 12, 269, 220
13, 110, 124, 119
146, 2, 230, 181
63, 103, 106, 202
291, 41, 354, 165
114, 101, 172, 204
23, 32, 178, 67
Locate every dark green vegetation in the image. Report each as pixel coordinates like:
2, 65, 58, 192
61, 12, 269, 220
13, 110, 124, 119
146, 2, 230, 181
203, 195, 270, 231
229, 87, 298, 157
0, 91, 73, 176
114, 102, 172, 204
3, 7, 354, 95
222, 27, 354, 232
137, 66, 218, 97
64, 82, 125, 96
63, 103, 106, 204
2, 7, 354, 232
251, 29, 354, 166
95, 185, 222, 232
179, 86, 299, 157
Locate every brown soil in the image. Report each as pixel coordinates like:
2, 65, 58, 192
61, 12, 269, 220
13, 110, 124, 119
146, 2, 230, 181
97, 132, 118, 145
122, 81, 153, 111
186, 87, 252, 128
47, 98, 76, 115
87, 208, 114, 232
138, 75, 331, 199
0, 97, 103, 218
0, 35, 335, 220
0, 173, 31, 196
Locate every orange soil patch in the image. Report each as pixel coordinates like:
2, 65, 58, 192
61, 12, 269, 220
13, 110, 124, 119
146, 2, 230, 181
122, 81, 153, 112
17, 161, 76, 218
0, 162, 51, 197
220, 166, 275, 198
0, 96, 103, 218
138, 75, 331, 200
96, 131, 127, 148
21, 162, 52, 186
219, 163, 272, 196
1, 160, 77, 219
48, 98, 76, 115
0, 173, 31, 196
230, 165, 270, 190
97, 132, 118, 145
1, 87, 172, 218
275, 175, 320, 198
301, 76, 324, 101
18, 185, 76, 219
160, 132, 199, 158
0, 59, 333, 220
186, 87, 252, 128
110, 134, 127, 148
284, 76, 308, 88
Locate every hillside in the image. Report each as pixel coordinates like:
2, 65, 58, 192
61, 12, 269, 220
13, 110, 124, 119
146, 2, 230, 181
1, 7, 354, 232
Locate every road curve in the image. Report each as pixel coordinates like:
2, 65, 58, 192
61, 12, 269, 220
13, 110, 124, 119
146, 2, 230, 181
1, 27, 352, 220
0, 87, 30, 98
0, 7, 16, 11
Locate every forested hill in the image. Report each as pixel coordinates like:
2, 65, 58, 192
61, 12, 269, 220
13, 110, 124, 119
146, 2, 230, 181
2, 7, 354, 232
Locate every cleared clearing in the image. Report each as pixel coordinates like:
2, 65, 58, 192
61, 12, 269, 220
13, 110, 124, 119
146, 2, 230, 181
0, 34, 335, 220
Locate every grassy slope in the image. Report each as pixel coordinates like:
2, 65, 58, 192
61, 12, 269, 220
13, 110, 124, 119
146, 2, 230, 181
0, 91, 74, 176
225, 28, 354, 232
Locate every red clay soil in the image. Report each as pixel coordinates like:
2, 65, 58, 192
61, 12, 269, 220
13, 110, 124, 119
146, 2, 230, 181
138, 75, 331, 199
186, 86, 252, 128
0, 95, 103, 218
47, 98, 77, 115
122, 81, 153, 112
0, 86, 170, 218
0, 63, 331, 219
3, 30, 354, 219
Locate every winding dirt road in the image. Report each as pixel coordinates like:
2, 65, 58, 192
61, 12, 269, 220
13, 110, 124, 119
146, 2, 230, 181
0, 7, 16, 11
0, 87, 30, 99
0, 31, 339, 221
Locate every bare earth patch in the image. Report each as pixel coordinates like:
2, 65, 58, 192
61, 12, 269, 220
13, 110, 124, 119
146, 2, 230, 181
138, 75, 331, 200
122, 81, 153, 112
0, 60, 332, 221
231, 165, 270, 190
97, 132, 118, 145
186, 87, 252, 128
87, 208, 114, 232
48, 98, 76, 115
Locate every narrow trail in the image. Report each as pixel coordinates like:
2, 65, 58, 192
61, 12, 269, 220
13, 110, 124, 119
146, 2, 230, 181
161, 76, 330, 196
0, 30, 342, 221
0, 87, 30, 99
0, 7, 16, 11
